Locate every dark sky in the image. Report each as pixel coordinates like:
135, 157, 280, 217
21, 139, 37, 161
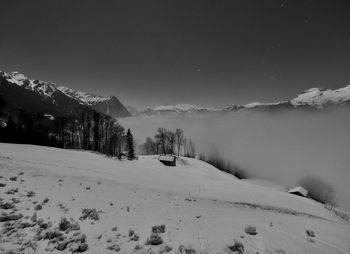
1, 0, 350, 109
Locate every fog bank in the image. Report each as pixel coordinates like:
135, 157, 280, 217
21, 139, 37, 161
120, 109, 350, 210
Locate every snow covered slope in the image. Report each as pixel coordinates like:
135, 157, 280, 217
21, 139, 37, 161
1, 143, 349, 254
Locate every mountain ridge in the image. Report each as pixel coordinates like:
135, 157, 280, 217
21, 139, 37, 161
139, 85, 350, 115
0, 70, 131, 118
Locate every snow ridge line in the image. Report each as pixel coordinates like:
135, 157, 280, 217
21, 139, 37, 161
213, 200, 333, 221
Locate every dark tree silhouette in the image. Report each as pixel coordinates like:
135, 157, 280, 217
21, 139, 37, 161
126, 128, 135, 160
0, 106, 129, 159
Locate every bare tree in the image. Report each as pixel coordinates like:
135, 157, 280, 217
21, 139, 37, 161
155, 128, 168, 154
175, 128, 184, 156
167, 130, 176, 154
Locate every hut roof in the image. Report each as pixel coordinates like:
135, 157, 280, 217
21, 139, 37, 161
288, 186, 308, 197
158, 155, 176, 162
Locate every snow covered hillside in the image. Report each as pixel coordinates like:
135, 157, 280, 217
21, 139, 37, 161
0, 143, 349, 254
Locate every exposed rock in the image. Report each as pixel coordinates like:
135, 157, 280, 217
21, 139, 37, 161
57, 241, 68, 251
244, 225, 257, 235
0, 202, 15, 209
0, 213, 23, 222
34, 204, 42, 211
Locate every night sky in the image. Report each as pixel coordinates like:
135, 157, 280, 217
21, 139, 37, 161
1, 0, 350, 109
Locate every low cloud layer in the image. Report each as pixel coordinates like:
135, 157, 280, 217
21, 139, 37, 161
120, 108, 350, 210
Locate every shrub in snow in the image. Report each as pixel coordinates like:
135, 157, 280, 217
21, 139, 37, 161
130, 233, 139, 241
152, 224, 166, 234
27, 191, 35, 197
159, 245, 172, 253
0, 182, 6, 187
31, 212, 37, 222
227, 239, 245, 254
34, 204, 42, 211
6, 188, 18, 194
80, 208, 100, 221
0, 212, 23, 222
42, 197, 49, 204
107, 244, 121, 252
0, 201, 15, 209
178, 245, 197, 254
57, 241, 69, 251
44, 230, 63, 240
306, 229, 315, 237
129, 229, 135, 236
111, 226, 118, 231
59, 218, 71, 231
244, 225, 257, 235
145, 233, 163, 245
9, 176, 17, 181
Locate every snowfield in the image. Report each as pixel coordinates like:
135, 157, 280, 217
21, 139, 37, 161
0, 143, 349, 254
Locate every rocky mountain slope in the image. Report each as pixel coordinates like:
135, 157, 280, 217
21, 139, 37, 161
0, 70, 130, 118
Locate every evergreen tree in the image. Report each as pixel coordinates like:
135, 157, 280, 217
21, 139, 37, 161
126, 128, 135, 159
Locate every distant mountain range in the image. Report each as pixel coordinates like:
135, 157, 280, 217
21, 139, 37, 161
0, 70, 131, 118
140, 85, 350, 115
1, 69, 350, 118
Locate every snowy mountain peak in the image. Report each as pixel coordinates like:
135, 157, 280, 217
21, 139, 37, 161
0, 70, 131, 117
291, 85, 350, 108
143, 103, 220, 115
57, 86, 110, 106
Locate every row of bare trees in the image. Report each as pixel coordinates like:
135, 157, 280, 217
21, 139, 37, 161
141, 128, 196, 157
0, 106, 132, 158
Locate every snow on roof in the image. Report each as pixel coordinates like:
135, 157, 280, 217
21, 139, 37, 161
288, 186, 308, 197
158, 155, 176, 162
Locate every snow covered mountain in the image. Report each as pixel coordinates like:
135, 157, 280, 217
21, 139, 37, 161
0, 70, 130, 117
291, 86, 350, 108
142, 104, 221, 115
141, 85, 350, 115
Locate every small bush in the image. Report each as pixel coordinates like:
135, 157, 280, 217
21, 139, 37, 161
244, 225, 257, 235
152, 224, 166, 234
145, 233, 163, 245
34, 204, 42, 211
306, 229, 315, 237
227, 239, 244, 254
178, 245, 197, 254
27, 191, 36, 197
59, 218, 71, 231
80, 208, 100, 220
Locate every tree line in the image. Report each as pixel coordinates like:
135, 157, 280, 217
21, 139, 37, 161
140, 127, 195, 157
0, 96, 135, 159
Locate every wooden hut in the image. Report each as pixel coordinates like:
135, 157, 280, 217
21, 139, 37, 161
158, 155, 176, 166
